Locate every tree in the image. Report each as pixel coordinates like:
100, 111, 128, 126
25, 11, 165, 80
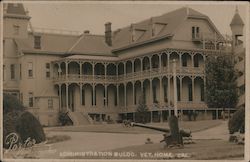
228, 107, 245, 134
205, 56, 238, 108
3, 93, 24, 114
136, 93, 149, 123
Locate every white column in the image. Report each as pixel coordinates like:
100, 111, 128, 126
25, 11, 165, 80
105, 84, 108, 107
80, 84, 82, 106
149, 79, 153, 105
66, 83, 69, 110
159, 77, 163, 106
79, 62, 82, 77
92, 84, 95, 106
179, 77, 183, 101
132, 82, 135, 105
65, 61, 68, 80
124, 83, 127, 109
59, 84, 62, 111
167, 76, 171, 107
92, 62, 95, 81
159, 54, 162, 72
116, 84, 119, 107
192, 77, 195, 102
173, 60, 178, 116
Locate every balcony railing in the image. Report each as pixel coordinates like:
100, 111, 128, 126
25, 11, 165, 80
53, 66, 204, 84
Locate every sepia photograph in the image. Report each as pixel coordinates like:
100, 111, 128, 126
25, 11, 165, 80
1, 1, 249, 161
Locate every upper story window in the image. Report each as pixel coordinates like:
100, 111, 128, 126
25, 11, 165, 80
13, 25, 20, 35
46, 63, 50, 78
192, 26, 200, 39
34, 36, 41, 49
10, 64, 15, 80
28, 62, 33, 78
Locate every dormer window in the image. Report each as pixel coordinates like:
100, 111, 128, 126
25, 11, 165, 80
34, 35, 41, 49
192, 26, 200, 39
152, 23, 166, 37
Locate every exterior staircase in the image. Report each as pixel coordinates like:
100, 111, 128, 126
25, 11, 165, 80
67, 110, 93, 125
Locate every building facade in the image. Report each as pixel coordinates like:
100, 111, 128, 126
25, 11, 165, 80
3, 4, 244, 126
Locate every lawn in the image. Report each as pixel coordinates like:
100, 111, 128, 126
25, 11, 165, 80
45, 120, 222, 134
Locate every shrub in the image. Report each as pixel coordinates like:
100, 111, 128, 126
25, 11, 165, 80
3, 94, 46, 149
3, 94, 24, 114
15, 111, 46, 144
228, 107, 245, 134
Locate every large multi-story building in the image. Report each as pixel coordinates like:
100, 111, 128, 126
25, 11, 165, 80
3, 3, 245, 126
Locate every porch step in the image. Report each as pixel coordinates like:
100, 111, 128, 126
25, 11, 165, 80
67, 111, 93, 125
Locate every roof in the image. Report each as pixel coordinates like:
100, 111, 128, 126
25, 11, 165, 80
6, 3, 26, 15
68, 34, 113, 56
230, 10, 244, 26
15, 32, 113, 56
112, 7, 208, 50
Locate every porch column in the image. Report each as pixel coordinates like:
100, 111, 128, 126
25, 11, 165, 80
192, 77, 195, 101
80, 84, 82, 106
159, 77, 163, 106
116, 84, 119, 107
105, 84, 108, 107
149, 79, 153, 105
104, 63, 107, 80
79, 62, 82, 77
159, 54, 162, 72
58, 63, 61, 78
179, 77, 183, 101
93, 84, 95, 106
59, 84, 62, 111
92, 62, 95, 81
179, 53, 182, 68
124, 83, 127, 110
65, 61, 68, 80
132, 82, 135, 105
149, 56, 152, 72
191, 55, 194, 67
167, 76, 171, 107
66, 83, 69, 110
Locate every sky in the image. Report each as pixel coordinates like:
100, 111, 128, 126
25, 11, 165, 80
22, 2, 247, 38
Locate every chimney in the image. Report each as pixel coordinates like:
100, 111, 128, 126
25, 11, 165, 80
84, 30, 90, 34
105, 22, 112, 46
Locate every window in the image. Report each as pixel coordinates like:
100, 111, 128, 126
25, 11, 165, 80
192, 26, 200, 39
48, 98, 53, 109
28, 62, 33, 77
10, 64, 15, 80
13, 25, 20, 35
29, 92, 34, 107
34, 36, 41, 49
46, 63, 50, 78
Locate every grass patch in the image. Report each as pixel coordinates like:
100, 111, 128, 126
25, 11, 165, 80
46, 135, 71, 144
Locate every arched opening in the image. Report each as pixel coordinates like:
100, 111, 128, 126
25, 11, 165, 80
60, 62, 66, 75
161, 52, 168, 68
83, 62, 93, 75
82, 83, 93, 107
169, 52, 180, 67
68, 61, 80, 75
107, 63, 116, 75
126, 82, 133, 106
143, 79, 150, 104
134, 58, 141, 72
68, 83, 79, 112
107, 84, 117, 107
182, 76, 193, 101
142, 57, 150, 71
95, 84, 105, 107
119, 84, 125, 106
181, 53, 192, 67
151, 54, 159, 69
194, 77, 204, 102
126, 61, 132, 74
94, 63, 105, 75
152, 78, 160, 104
194, 53, 204, 67
118, 62, 124, 75
162, 76, 168, 104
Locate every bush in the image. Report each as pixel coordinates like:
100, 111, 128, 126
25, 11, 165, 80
15, 111, 46, 144
3, 94, 46, 149
3, 94, 24, 114
228, 107, 245, 134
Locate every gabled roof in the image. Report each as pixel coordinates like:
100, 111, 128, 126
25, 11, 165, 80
112, 7, 208, 50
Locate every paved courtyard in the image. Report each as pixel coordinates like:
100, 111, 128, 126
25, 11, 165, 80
39, 120, 230, 159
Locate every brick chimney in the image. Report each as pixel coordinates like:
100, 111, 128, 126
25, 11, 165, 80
105, 22, 112, 46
